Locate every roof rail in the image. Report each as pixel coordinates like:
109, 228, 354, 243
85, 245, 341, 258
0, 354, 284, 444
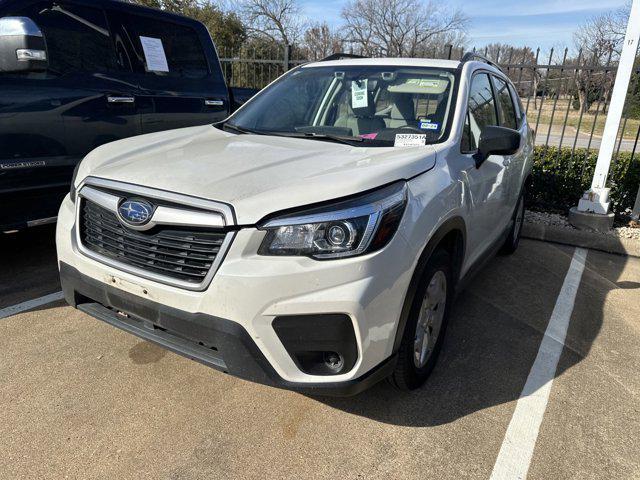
319, 53, 367, 62
461, 52, 503, 72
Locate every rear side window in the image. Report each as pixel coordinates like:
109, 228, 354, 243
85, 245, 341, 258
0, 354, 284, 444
493, 76, 518, 130
122, 14, 209, 79
462, 73, 498, 152
509, 83, 525, 125
12, 1, 118, 75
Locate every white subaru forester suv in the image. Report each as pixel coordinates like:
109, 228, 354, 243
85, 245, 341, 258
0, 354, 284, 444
56, 54, 533, 395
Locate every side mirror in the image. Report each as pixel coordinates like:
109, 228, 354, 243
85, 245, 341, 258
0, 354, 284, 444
473, 126, 521, 168
0, 17, 48, 73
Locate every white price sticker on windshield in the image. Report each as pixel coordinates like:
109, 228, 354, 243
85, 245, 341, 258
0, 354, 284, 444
394, 134, 427, 147
351, 79, 368, 109
140, 36, 169, 72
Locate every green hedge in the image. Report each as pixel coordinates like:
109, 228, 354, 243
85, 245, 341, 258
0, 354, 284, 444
528, 146, 640, 217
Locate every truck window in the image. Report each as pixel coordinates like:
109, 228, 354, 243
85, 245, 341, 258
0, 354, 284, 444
121, 14, 209, 79
10, 1, 119, 75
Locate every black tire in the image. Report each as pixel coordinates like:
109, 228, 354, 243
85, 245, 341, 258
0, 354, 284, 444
501, 191, 525, 255
390, 249, 452, 391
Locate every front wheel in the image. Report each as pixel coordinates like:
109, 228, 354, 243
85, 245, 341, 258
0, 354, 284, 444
501, 192, 525, 255
390, 249, 452, 391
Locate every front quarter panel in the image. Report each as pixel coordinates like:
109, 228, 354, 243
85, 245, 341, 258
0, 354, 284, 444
403, 159, 462, 254
401, 151, 465, 282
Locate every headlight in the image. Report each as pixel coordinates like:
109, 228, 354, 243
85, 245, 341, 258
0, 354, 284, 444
69, 161, 82, 203
258, 182, 407, 259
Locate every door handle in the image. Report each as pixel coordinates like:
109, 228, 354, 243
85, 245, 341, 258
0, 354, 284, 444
107, 96, 135, 104
204, 99, 224, 107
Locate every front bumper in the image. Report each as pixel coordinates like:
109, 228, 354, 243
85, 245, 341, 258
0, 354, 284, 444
60, 262, 396, 396
56, 191, 416, 392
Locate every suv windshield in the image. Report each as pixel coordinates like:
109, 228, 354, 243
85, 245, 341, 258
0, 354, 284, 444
223, 65, 457, 147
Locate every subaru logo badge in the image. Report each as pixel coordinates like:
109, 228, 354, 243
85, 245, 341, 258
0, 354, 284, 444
118, 199, 153, 226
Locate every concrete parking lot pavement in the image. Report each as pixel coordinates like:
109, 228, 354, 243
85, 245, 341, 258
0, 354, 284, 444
1, 228, 639, 479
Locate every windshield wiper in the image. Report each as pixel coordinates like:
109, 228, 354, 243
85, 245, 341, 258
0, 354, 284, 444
220, 122, 263, 135
220, 124, 368, 146
267, 131, 365, 146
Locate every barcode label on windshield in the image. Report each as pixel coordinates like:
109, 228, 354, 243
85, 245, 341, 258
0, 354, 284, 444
394, 134, 426, 147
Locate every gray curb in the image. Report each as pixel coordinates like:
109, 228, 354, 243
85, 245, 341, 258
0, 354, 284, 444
522, 222, 640, 258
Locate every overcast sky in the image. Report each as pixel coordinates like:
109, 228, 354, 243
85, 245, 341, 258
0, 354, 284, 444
300, 0, 629, 49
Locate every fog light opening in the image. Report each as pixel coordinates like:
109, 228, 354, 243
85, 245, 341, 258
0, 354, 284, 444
323, 351, 345, 373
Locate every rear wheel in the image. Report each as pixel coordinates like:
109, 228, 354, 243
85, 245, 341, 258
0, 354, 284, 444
501, 191, 525, 255
390, 249, 452, 391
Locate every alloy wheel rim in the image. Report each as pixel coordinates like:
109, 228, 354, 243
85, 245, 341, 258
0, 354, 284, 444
414, 270, 447, 369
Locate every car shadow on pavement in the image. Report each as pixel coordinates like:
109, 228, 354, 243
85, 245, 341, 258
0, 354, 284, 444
1, 225, 636, 430
0, 225, 61, 309
314, 239, 633, 427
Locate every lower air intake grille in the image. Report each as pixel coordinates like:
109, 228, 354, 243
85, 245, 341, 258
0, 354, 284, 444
80, 199, 227, 285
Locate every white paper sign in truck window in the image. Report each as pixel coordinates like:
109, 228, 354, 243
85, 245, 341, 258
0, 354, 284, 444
140, 36, 169, 73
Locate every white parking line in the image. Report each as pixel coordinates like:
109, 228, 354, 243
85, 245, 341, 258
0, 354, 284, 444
0, 291, 64, 319
490, 247, 588, 480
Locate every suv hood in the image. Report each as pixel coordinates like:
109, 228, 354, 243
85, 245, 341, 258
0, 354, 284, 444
80, 125, 437, 225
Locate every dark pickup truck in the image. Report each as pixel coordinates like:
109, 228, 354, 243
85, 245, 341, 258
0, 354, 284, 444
0, 0, 254, 232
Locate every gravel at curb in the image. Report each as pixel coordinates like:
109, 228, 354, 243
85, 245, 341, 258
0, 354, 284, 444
522, 221, 640, 258
525, 210, 640, 240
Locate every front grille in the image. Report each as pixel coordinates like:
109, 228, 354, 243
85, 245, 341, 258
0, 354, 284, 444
80, 199, 227, 285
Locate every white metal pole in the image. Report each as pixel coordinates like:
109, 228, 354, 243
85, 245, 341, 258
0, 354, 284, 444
578, 0, 640, 215
632, 184, 640, 221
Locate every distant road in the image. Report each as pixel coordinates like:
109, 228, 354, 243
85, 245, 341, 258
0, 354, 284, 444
538, 133, 637, 152
533, 123, 637, 152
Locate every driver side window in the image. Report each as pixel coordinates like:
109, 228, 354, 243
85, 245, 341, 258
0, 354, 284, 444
462, 73, 498, 153
10, 1, 119, 76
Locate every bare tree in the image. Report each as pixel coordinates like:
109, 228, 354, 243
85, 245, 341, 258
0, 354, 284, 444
574, 2, 630, 60
239, 0, 304, 45
573, 2, 631, 112
340, 0, 468, 57
302, 22, 342, 60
